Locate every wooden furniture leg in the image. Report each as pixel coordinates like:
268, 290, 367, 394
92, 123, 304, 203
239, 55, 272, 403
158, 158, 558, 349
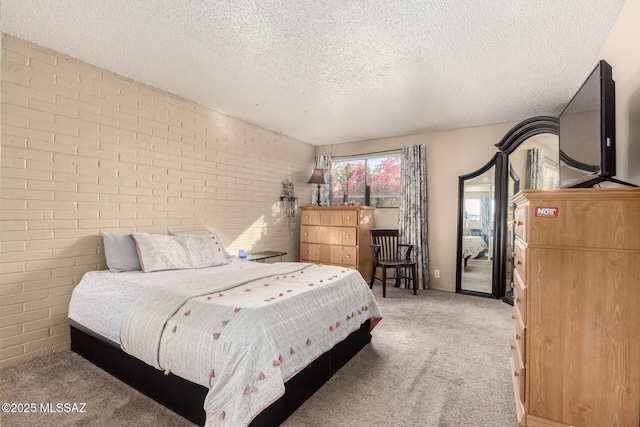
411, 264, 417, 295
381, 266, 387, 298
369, 264, 375, 289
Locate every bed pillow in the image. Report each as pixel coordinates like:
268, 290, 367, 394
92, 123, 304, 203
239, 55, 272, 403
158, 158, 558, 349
168, 230, 232, 259
102, 232, 143, 272
131, 232, 228, 272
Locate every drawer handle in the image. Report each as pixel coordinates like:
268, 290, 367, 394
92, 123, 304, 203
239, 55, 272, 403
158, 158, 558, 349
514, 370, 519, 377
515, 334, 521, 340
510, 282, 515, 289
516, 297, 522, 303
511, 314, 516, 320
516, 260, 522, 265
346, 235, 351, 238
512, 252, 517, 258
346, 254, 351, 258
510, 344, 515, 350
516, 221, 523, 226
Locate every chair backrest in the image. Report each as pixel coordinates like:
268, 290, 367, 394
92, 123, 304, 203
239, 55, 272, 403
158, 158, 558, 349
370, 229, 399, 260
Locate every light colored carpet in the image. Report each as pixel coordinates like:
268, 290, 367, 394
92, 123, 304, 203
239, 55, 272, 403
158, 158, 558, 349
461, 260, 493, 294
0, 286, 516, 427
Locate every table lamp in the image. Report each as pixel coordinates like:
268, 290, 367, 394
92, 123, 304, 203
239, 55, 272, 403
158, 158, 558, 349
307, 169, 326, 206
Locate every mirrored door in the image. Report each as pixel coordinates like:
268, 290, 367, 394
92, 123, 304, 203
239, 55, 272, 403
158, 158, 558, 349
456, 153, 503, 297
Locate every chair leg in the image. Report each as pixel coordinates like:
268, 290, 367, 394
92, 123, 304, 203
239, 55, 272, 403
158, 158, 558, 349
381, 267, 387, 298
412, 264, 417, 295
369, 264, 375, 289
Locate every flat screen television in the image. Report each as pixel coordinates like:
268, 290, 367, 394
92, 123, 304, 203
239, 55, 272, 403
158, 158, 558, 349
558, 59, 628, 187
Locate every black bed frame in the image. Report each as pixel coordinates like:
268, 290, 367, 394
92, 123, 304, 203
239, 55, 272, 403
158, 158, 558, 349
70, 320, 371, 426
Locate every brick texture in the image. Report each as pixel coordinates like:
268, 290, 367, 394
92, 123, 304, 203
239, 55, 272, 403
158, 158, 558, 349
0, 35, 315, 367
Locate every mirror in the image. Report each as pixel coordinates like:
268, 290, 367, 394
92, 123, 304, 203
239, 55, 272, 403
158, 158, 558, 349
504, 164, 520, 300
455, 117, 559, 301
496, 117, 559, 303
507, 133, 559, 190
456, 153, 504, 297
503, 133, 559, 302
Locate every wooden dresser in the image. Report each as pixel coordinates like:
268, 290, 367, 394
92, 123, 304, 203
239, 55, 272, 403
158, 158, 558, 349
510, 189, 640, 427
299, 206, 375, 282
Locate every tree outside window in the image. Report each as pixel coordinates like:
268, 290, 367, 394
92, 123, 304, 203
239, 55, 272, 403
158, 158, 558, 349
330, 154, 401, 207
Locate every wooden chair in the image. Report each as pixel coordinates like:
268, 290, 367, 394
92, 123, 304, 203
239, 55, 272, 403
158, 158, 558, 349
369, 229, 417, 297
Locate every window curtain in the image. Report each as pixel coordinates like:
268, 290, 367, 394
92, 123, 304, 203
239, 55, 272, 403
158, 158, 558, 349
313, 155, 331, 206
398, 145, 429, 289
480, 195, 492, 247
526, 148, 544, 189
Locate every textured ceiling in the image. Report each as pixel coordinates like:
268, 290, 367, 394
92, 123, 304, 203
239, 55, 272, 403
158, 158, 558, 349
2, 0, 627, 145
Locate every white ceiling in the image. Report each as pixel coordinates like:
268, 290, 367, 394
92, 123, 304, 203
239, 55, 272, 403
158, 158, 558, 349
2, 0, 627, 145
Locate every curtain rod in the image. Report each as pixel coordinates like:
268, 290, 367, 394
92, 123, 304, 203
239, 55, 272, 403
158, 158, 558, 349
333, 148, 401, 159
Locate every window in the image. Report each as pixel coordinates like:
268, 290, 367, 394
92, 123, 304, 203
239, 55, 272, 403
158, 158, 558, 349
464, 198, 481, 221
330, 153, 401, 207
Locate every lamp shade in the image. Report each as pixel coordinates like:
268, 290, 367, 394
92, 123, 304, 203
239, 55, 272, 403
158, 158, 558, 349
307, 169, 326, 185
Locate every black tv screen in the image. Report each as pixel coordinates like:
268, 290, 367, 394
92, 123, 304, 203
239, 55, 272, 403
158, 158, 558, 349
559, 60, 616, 187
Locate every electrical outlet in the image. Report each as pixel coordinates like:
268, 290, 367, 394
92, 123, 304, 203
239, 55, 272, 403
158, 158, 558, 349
434, 269, 440, 278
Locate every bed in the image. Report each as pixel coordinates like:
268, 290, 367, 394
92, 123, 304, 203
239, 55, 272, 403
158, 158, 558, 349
68, 232, 382, 427
461, 235, 488, 266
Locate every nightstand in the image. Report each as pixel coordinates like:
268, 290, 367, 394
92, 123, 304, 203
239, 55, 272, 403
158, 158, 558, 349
245, 251, 287, 262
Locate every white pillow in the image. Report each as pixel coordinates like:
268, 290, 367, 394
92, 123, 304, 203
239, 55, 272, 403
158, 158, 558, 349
102, 232, 142, 272
168, 230, 231, 259
131, 232, 228, 273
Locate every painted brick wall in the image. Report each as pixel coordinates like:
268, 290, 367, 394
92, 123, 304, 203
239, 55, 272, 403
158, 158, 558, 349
0, 34, 315, 367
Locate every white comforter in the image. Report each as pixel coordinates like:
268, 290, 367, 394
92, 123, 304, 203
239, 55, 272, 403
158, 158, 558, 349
462, 235, 488, 258
69, 258, 264, 344
119, 262, 382, 427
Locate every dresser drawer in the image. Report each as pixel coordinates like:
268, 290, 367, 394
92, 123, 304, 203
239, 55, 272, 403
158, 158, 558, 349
301, 226, 358, 246
300, 210, 320, 225
300, 225, 319, 243
514, 205, 528, 241
509, 356, 525, 424
512, 303, 526, 364
326, 245, 357, 266
301, 243, 357, 267
300, 243, 320, 262
322, 226, 357, 246
513, 268, 527, 321
514, 238, 527, 281
511, 342, 526, 402
319, 210, 358, 227
335, 227, 357, 246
